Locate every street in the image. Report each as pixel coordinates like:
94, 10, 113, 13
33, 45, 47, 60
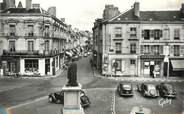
0, 56, 183, 114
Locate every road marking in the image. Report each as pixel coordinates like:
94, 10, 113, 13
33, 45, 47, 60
112, 89, 116, 114
6, 96, 48, 110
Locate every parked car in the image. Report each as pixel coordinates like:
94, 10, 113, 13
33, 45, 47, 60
117, 82, 133, 97
137, 83, 159, 98
130, 106, 154, 114
48, 90, 90, 108
156, 83, 176, 98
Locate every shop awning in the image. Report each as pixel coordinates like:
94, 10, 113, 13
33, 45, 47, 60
171, 60, 184, 71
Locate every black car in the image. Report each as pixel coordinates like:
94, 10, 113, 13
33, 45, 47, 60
156, 83, 176, 98
117, 82, 133, 97
48, 90, 90, 108
137, 83, 159, 98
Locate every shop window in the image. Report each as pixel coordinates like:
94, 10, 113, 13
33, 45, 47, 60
25, 59, 38, 73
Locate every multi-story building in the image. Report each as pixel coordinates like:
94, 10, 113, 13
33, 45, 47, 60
0, 0, 70, 76
93, 2, 184, 77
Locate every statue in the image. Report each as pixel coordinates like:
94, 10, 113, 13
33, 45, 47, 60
66, 62, 78, 86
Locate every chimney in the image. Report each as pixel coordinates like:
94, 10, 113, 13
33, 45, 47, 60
134, 2, 140, 17
17, 1, 23, 8
5, 0, 15, 9
103, 4, 120, 20
48, 6, 56, 16
180, 3, 184, 18
32, 4, 40, 9
26, 0, 32, 10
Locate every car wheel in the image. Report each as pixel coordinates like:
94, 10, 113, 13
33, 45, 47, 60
48, 97, 53, 103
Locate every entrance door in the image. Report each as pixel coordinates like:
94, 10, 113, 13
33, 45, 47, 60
45, 59, 50, 75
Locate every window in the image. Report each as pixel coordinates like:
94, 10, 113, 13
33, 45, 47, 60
9, 25, 16, 36
115, 42, 122, 54
130, 59, 136, 65
153, 45, 159, 54
45, 25, 50, 37
45, 40, 49, 51
130, 43, 136, 54
174, 29, 180, 40
25, 59, 38, 72
28, 41, 34, 51
154, 29, 162, 40
163, 29, 170, 40
130, 27, 136, 37
115, 59, 122, 71
115, 27, 122, 37
9, 41, 15, 52
174, 45, 180, 56
28, 25, 34, 36
143, 45, 150, 54
142, 30, 150, 40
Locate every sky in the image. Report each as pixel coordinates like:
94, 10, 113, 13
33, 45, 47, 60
10, 0, 184, 31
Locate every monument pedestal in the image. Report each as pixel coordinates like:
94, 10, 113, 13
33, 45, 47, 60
62, 83, 85, 114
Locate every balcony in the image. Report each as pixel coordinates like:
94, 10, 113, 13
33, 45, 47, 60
2, 50, 60, 57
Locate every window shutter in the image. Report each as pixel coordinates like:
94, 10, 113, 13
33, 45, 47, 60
140, 45, 144, 54
160, 30, 163, 38
159, 45, 163, 54
141, 30, 144, 38
121, 60, 125, 72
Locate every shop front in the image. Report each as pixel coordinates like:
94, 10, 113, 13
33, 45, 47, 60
170, 59, 184, 76
0, 57, 20, 76
140, 55, 165, 78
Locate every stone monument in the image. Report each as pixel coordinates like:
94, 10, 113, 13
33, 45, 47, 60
62, 62, 85, 114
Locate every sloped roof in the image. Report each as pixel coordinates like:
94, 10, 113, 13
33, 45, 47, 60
108, 8, 183, 22
1, 8, 41, 13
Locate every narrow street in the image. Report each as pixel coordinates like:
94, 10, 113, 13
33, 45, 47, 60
0, 56, 183, 114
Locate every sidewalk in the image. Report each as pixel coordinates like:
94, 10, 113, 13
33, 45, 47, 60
0, 68, 65, 80
93, 69, 184, 83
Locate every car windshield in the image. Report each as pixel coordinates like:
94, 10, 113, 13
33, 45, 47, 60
147, 85, 156, 90
165, 84, 173, 90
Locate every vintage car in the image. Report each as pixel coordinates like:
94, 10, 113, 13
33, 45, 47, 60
130, 106, 154, 114
117, 82, 133, 97
156, 83, 176, 98
137, 83, 159, 98
48, 90, 90, 108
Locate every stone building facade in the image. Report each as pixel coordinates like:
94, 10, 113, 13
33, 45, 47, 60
93, 2, 184, 77
0, 2, 70, 76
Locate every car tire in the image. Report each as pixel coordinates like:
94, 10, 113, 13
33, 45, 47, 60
48, 97, 53, 103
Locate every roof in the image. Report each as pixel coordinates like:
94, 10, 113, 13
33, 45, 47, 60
107, 8, 183, 23
1, 8, 41, 13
